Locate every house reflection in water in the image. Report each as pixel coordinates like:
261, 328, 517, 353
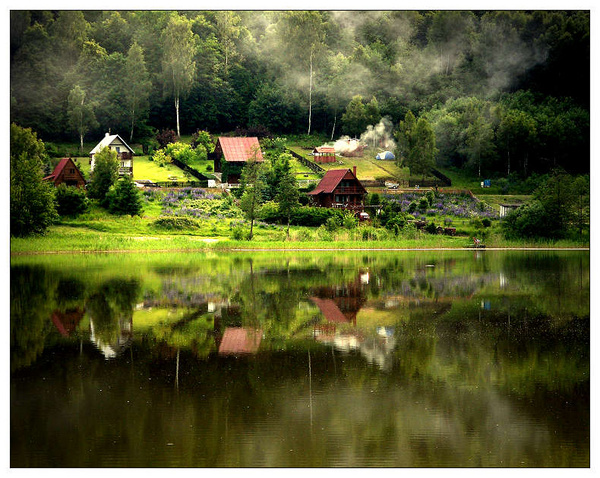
309, 272, 398, 369
218, 327, 263, 355
50, 308, 85, 337
89, 316, 133, 359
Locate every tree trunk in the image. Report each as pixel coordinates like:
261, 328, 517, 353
175, 96, 180, 138
307, 48, 313, 136
330, 111, 337, 141
130, 108, 136, 143
286, 216, 291, 240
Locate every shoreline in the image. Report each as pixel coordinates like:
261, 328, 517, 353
10, 245, 590, 256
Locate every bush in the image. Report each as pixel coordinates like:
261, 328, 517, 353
153, 216, 200, 230
156, 129, 176, 149
418, 196, 430, 211
325, 215, 342, 232
342, 212, 358, 230
502, 201, 557, 238
151, 149, 171, 166
385, 214, 407, 235
482, 218, 492, 228
56, 184, 89, 217
206, 164, 213, 172
106, 176, 143, 216
425, 221, 438, 234
230, 225, 247, 240
407, 201, 418, 213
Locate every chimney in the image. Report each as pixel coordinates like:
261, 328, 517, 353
105, 132, 110, 137
353, 166, 357, 177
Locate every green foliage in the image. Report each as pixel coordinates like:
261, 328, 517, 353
55, 184, 89, 217
191, 129, 214, 152
106, 176, 143, 216
239, 158, 266, 240
342, 212, 358, 230
88, 146, 119, 205
152, 216, 200, 230
10, 124, 58, 236
151, 149, 171, 166
425, 221, 438, 234
341, 95, 381, 137
325, 215, 342, 232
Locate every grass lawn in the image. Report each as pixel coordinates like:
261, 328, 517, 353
287, 145, 407, 181
71, 155, 194, 182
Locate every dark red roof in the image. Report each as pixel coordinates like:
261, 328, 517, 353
43, 158, 71, 182
308, 169, 365, 195
218, 327, 262, 355
218, 137, 264, 163
314, 146, 335, 154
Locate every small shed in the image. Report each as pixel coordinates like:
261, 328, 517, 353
89, 133, 135, 176
312, 146, 336, 164
499, 204, 521, 217
212, 137, 264, 184
43, 158, 86, 188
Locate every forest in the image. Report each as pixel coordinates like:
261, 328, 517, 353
10, 10, 590, 178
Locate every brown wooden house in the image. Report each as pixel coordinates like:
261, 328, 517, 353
307, 167, 367, 212
43, 157, 86, 188
211, 137, 264, 184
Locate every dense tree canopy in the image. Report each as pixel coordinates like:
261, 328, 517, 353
10, 10, 589, 177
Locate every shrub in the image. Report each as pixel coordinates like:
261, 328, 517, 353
425, 221, 438, 234
106, 176, 143, 216
164, 142, 197, 165
230, 225, 247, 240
369, 192, 381, 206
325, 215, 342, 232
156, 129, 176, 149
191, 129, 214, 152
294, 229, 312, 241
502, 201, 557, 239
407, 201, 418, 213
482, 218, 492, 228
151, 149, 171, 166
153, 216, 200, 230
402, 222, 418, 239
385, 214, 407, 235
419, 196, 430, 211
56, 184, 89, 217
206, 164, 213, 172
342, 212, 358, 230
425, 190, 435, 204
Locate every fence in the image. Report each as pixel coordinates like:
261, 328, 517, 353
170, 157, 210, 182
148, 180, 209, 188
286, 148, 325, 174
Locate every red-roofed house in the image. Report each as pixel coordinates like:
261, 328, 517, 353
307, 167, 367, 212
212, 137, 264, 184
43, 158, 86, 188
312, 146, 336, 164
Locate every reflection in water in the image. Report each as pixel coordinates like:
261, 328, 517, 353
10, 251, 589, 467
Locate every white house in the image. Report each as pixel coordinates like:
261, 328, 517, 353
89, 133, 135, 176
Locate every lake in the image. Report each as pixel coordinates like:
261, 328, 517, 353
10, 250, 589, 467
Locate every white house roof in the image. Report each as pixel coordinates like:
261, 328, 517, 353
89, 133, 134, 155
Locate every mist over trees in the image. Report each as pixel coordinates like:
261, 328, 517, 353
10, 10, 590, 176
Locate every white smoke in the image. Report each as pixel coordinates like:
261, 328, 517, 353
360, 117, 396, 151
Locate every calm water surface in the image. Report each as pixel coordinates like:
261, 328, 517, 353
10, 251, 589, 467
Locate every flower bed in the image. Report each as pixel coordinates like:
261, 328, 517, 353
384, 192, 498, 221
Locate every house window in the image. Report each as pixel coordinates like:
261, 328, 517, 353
70, 168, 75, 174
115, 147, 120, 153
